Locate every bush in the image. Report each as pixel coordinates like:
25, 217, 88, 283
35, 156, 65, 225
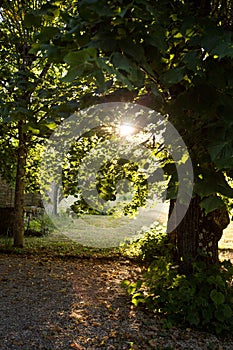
121, 222, 169, 263
123, 257, 233, 335
25, 212, 55, 237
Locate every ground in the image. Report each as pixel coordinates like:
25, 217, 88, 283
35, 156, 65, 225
0, 243, 233, 350
219, 221, 233, 249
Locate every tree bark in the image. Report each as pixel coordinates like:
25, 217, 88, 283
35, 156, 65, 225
168, 195, 230, 275
13, 120, 27, 247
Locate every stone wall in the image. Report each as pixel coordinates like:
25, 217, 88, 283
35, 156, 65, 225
0, 207, 14, 236
0, 177, 14, 207
0, 176, 43, 235
0, 175, 42, 208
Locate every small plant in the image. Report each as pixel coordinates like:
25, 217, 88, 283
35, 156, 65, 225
25, 210, 55, 237
123, 257, 233, 335
3, 228, 13, 249
121, 222, 169, 262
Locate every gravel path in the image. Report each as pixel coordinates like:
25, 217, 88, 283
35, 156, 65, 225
0, 254, 233, 350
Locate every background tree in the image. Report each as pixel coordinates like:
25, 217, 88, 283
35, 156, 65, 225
35, 0, 233, 273
0, 0, 81, 247
62, 127, 153, 217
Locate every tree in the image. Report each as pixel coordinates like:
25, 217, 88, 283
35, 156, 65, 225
35, 0, 233, 273
0, 0, 81, 246
62, 126, 151, 216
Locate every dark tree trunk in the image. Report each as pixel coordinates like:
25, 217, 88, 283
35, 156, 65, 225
168, 195, 230, 275
13, 120, 27, 247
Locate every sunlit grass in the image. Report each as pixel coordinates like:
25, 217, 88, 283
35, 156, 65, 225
0, 231, 123, 259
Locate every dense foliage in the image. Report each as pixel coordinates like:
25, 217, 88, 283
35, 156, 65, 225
123, 258, 233, 335
0, 0, 81, 245
122, 221, 168, 263
62, 127, 157, 217
0, 0, 233, 271
26, 0, 233, 274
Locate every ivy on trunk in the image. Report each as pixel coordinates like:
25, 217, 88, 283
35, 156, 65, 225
168, 196, 230, 274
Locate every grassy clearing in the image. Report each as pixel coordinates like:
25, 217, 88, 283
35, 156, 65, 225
0, 231, 128, 260
1, 226, 232, 262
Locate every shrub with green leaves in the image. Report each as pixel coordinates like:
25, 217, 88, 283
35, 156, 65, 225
122, 222, 169, 263
123, 258, 233, 335
25, 213, 55, 237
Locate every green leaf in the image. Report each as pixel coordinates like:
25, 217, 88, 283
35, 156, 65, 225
112, 52, 132, 73
36, 27, 60, 42
79, 0, 113, 20
62, 48, 97, 80
64, 48, 97, 66
61, 67, 81, 82
44, 45, 62, 63
145, 31, 167, 54
131, 293, 146, 306
208, 143, 227, 162
214, 308, 225, 322
201, 307, 212, 322
115, 70, 133, 89
200, 196, 225, 214
120, 39, 145, 62
45, 122, 57, 131
161, 67, 186, 86
29, 43, 40, 55
195, 171, 233, 198
222, 304, 233, 318
215, 43, 233, 59
27, 125, 40, 135
182, 51, 199, 71
93, 70, 106, 90
24, 13, 41, 28
187, 311, 200, 326
210, 289, 225, 305
208, 141, 233, 169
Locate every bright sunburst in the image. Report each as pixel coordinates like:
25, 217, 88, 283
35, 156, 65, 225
119, 124, 135, 137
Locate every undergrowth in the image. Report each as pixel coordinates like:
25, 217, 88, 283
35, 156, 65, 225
121, 223, 233, 336
123, 256, 233, 336
120, 221, 169, 263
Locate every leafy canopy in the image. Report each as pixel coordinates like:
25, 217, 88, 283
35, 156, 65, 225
0, 0, 84, 189
32, 0, 233, 214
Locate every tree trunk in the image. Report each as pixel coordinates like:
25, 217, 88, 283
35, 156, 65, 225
13, 120, 27, 247
52, 182, 60, 216
168, 195, 230, 275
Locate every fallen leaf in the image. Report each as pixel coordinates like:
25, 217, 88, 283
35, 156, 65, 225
71, 340, 83, 349
148, 339, 157, 347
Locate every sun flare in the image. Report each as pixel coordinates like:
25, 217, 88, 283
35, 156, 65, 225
119, 124, 135, 137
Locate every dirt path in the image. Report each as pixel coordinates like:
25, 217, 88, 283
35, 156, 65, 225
219, 222, 233, 249
1, 253, 233, 350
